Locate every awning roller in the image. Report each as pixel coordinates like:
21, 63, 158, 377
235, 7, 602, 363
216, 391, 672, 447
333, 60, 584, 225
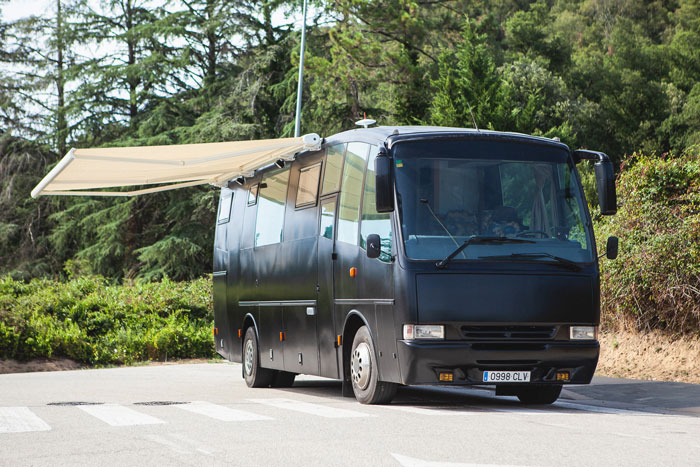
31, 133, 322, 198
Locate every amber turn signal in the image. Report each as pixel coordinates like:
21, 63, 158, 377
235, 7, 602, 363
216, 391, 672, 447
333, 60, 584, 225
212, 327, 218, 336
349, 267, 357, 277
555, 371, 570, 382
439, 372, 454, 382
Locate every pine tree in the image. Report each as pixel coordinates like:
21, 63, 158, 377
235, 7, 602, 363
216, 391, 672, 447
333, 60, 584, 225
429, 21, 510, 131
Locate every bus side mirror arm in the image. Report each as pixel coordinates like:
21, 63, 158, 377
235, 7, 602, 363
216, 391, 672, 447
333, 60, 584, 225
375, 148, 394, 213
573, 150, 617, 215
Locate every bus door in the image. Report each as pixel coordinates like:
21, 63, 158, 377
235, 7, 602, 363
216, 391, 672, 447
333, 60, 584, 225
317, 195, 340, 378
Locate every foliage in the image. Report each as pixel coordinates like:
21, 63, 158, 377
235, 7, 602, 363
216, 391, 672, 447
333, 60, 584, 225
0, 274, 215, 364
597, 150, 700, 335
0, 0, 700, 342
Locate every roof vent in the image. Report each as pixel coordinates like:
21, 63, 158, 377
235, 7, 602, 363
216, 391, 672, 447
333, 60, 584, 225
355, 119, 376, 128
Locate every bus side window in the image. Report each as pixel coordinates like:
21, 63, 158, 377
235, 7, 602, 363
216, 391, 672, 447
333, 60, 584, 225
361, 145, 392, 262
218, 191, 233, 224
255, 169, 290, 246
337, 142, 369, 245
296, 163, 322, 208
321, 144, 346, 194
320, 199, 336, 239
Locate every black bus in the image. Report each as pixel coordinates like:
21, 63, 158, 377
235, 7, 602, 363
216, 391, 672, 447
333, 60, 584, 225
212, 126, 618, 405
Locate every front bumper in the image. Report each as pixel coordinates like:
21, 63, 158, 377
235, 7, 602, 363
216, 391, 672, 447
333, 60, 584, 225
396, 339, 599, 385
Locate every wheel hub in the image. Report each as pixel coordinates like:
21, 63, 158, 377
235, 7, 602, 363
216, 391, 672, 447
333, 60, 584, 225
351, 342, 371, 390
244, 339, 254, 376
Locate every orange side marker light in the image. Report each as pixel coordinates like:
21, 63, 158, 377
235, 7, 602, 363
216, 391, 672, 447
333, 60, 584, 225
349, 267, 357, 278
280, 331, 286, 342
337, 335, 342, 347
213, 327, 218, 336
238, 329, 242, 339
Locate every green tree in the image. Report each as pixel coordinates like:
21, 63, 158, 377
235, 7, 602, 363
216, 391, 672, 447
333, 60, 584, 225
429, 21, 510, 131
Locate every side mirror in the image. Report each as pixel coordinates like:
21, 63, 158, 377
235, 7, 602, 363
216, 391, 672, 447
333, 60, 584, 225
595, 160, 617, 215
605, 236, 619, 260
366, 234, 381, 259
573, 150, 617, 215
375, 149, 394, 213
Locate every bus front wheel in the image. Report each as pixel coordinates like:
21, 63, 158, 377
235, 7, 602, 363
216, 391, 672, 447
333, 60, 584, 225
349, 326, 397, 404
243, 327, 275, 388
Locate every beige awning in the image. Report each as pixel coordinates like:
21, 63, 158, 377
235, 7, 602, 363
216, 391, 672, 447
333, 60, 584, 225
31, 133, 322, 198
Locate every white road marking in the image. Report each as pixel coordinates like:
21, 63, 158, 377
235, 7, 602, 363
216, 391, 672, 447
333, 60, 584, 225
0, 407, 51, 433
249, 398, 372, 418
174, 401, 272, 422
78, 404, 165, 426
145, 434, 191, 454
381, 405, 474, 416
392, 453, 533, 467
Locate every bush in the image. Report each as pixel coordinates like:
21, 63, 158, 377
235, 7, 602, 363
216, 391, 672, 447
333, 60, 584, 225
0, 275, 215, 364
596, 150, 700, 335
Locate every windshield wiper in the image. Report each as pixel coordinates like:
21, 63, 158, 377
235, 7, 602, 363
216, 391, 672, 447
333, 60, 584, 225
478, 253, 582, 271
436, 236, 535, 269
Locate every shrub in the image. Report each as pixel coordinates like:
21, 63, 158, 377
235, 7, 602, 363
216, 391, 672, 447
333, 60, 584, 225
0, 275, 215, 364
596, 149, 700, 335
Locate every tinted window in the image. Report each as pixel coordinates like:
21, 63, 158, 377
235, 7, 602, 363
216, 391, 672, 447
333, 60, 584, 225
255, 169, 290, 246
361, 146, 392, 261
337, 142, 369, 245
321, 144, 345, 194
218, 191, 233, 223
296, 163, 322, 207
320, 199, 336, 240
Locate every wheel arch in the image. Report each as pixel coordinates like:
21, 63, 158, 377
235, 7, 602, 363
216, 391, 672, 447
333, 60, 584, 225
242, 312, 259, 349
341, 310, 376, 395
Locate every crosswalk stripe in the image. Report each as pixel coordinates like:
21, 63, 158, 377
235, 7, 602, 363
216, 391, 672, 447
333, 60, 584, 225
249, 398, 372, 418
78, 404, 165, 426
381, 405, 474, 416
0, 407, 51, 433
174, 401, 272, 422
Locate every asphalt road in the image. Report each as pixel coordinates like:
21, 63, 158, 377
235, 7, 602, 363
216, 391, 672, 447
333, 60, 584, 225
1, 362, 699, 467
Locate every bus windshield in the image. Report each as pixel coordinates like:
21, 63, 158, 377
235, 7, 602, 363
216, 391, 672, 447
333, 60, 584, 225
392, 140, 593, 264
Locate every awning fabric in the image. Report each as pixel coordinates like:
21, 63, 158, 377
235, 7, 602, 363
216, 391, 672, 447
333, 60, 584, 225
31, 133, 322, 198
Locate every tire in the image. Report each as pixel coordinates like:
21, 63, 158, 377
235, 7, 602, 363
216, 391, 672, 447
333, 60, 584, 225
349, 326, 397, 404
242, 327, 274, 388
516, 384, 562, 405
271, 370, 296, 388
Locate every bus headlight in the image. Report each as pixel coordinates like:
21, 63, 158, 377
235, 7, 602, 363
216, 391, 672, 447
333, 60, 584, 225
403, 324, 444, 340
570, 326, 597, 340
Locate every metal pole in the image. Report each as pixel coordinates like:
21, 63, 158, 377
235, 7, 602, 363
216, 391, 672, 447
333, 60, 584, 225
294, 0, 308, 138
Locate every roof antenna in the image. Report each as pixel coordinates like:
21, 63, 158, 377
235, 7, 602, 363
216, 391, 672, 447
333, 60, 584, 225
355, 113, 377, 128
466, 101, 480, 132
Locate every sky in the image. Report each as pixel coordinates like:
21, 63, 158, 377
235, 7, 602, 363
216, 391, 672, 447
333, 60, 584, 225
1, 0, 53, 22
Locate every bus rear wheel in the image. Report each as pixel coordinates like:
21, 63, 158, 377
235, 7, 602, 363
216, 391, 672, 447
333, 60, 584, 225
243, 327, 274, 388
515, 384, 562, 405
350, 326, 397, 404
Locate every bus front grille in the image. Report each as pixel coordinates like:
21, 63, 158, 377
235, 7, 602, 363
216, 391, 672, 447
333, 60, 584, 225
471, 343, 548, 352
461, 325, 556, 340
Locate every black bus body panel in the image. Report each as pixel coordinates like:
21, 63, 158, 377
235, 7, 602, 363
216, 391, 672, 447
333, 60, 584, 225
214, 127, 603, 389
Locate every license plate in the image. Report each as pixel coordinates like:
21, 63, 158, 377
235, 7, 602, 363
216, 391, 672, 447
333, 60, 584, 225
482, 371, 531, 383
